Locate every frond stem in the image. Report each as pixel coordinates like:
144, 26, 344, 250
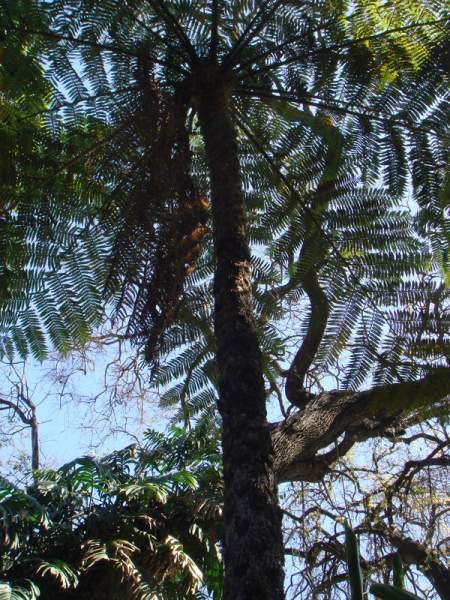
223, 0, 289, 69
143, 0, 200, 64
10, 25, 188, 74
238, 18, 449, 80
234, 107, 338, 269
122, 0, 191, 65
233, 15, 337, 72
237, 87, 429, 133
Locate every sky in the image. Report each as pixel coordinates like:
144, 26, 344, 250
0, 341, 172, 476
0, 316, 291, 477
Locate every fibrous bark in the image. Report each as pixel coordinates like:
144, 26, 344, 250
196, 65, 285, 600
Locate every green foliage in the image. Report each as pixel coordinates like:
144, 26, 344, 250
1, 4, 448, 598
393, 554, 405, 590
0, 2, 109, 360
344, 521, 364, 600
343, 524, 425, 600
1, 0, 448, 415
0, 580, 41, 600
370, 583, 423, 600
0, 426, 223, 599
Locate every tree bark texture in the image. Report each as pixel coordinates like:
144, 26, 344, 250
272, 367, 450, 483
196, 67, 285, 600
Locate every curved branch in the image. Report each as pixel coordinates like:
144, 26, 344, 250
271, 367, 450, 483
0, 394, 39, 470
235, 110, 336, 404
284, 265, 329, 407
0, 396, 30, 424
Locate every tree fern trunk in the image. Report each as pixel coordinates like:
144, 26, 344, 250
197, 69, 285, 600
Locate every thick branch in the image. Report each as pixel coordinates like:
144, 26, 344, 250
271, 367, 450, 483
0, 396, 30, 425
284, 266, 329, 407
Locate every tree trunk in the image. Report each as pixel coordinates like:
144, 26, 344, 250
196, 67, 285, 600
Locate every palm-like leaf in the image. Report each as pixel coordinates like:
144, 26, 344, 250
1, 0, 447, 379
0, 426, 223, 599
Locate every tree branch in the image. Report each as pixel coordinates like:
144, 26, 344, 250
362, 528, 450, 600
271, 367, 450, 483
0, 393, 40, 470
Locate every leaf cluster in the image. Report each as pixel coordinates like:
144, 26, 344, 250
0, 426, 223, 600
